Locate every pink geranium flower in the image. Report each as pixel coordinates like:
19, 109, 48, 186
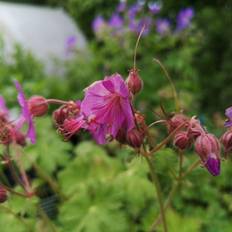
81, 74, 135, 144
14, 81, 36, 144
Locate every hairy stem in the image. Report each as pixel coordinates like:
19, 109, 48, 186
32, 162, 67, 201
153, 58, 180, 112
145, 156, 168, 232
150, 158, 201, 230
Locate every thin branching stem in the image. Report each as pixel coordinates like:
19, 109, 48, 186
133, 25, 146, 69
153, 58, 180, 112
145, 156, 168, 232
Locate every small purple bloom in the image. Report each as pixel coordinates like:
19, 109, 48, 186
224, 106, 232, 127
66, 36, 77, 49
81, 74, 135, 144
137, 16, 153, 35
205, 154, 220, 176
117, 1, 126, 12
108, 13, 124, 29
128, 3, 142, 20
156, 18, 171, 36
176, 7, 194, 31
148, 1, 162, 14
92, 15, 107, 34
14, 81, 36, 144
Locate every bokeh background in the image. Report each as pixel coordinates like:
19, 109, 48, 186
0, 0, 232, 231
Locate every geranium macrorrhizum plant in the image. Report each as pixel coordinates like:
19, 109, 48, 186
0, 30, 231, 232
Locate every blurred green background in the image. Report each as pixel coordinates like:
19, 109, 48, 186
0, 0, 232, 231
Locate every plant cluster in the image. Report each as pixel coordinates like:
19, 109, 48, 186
0, 28, 231, 231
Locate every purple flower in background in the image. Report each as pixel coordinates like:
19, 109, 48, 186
117, 1, 126, 12
136, 16, 153, 35
81, 74, 135, 144
92, 15, 107, 34
65, 35, 77, 55
176, 7, 194, 31
156, 18, 171, 36
128, 3, 142, 20
148, 1, 162, 14
14, 81, 36, 144
108, 13, 123, 29
224, 106, 232, 127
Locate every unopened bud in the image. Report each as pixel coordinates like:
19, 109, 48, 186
173, 131, 191, 150
221, 130, 232, 153
126, 68, 143, 95
194, 133, 220, 176
167, 114, 188, 132
127, 128, 144, 148
53, 101, 80, 128
188, 117, 204, 139
0, 186, 7, 203
28, 96, 48, 117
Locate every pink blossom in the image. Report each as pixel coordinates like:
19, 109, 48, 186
14, 81, 36, 144
81, 74, 135, 144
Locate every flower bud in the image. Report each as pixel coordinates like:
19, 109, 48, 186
28, 96, 48, 117
126, 128, 144, 148
188, 117, 204, 139
0, 186, 7, 203
173, 131, 191, 150
205, 153, 221, 177
167, 114, 188, 132
194, 133, 221, 176
126, 68, 143, 95
53, 101, 80, 128
221, 130, 232, 153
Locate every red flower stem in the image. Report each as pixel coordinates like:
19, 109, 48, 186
13, 144, 33, 195
46, 99, 69, 105
148, 122, 186, 155
148, 120, 166, 128
1, 183, 28, 198
4, 153, 25, 190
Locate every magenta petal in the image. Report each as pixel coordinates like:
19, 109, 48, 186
102, 79, 115, 93
14, 80, 36, 144
205, 155, 220, 176
82, 74, 135, 144
225, 106, 232, 118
